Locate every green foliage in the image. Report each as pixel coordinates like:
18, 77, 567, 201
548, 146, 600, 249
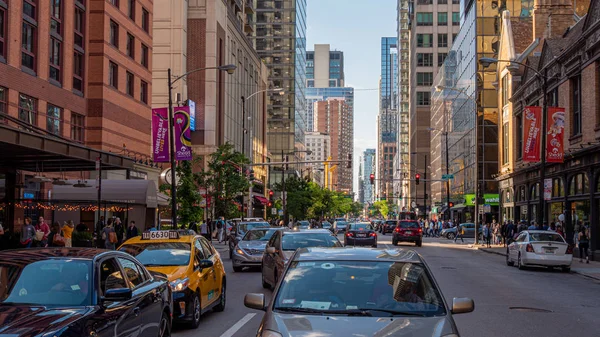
175, 159, 204, 227
373, 200, 390, 218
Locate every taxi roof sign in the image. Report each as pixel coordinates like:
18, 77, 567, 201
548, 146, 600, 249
142, 230, 180, 240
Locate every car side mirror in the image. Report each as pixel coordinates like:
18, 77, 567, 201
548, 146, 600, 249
200, 259, 213, 269
451, 297, 474, 314
266, 247, 276, 254
101, 288, 132, 305
244, 293, 266, 311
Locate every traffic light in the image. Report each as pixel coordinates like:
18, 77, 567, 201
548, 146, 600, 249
448, 201, 454, 208
347, 153, 352, 169
369, 174, 375, 185
415, 173, 421, 185
268, 190, 274, 207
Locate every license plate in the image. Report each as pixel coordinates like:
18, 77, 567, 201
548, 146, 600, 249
357, 233, 366, 238
544, 248, 555, 254
405, 231, 412, 235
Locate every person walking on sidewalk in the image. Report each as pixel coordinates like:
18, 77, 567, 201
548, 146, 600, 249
483, 224, 492, 248
454, 224, 465, 243
578, 227, 590, 264
216, 217, 225, 243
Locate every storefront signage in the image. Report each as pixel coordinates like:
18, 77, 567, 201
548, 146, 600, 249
464, 194, 499, 206
523, 106, 541, 162
152, 108, 170, 162
546, 107, 565, 163
544, 178, 552, 201
174, 106, 193, 161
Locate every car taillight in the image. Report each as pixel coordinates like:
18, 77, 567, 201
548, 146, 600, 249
526, 244, 534, 252
566, 245, 574, 254
418, 228, 422, 233
370, 232, 377, 237
346, 232, 353, 237
394, 227, 400, 233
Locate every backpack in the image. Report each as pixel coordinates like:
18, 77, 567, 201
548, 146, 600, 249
108, 230, 118, 244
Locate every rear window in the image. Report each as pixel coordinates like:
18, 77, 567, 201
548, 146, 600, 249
349, 224, 373, 231
281, 233, 341, 250
529, 233, 565, 242
399, 221, 419, 228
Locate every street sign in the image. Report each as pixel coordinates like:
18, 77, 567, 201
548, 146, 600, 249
278, 210, 284, 216
442, 174, 454, 180
484, 204, 491, 213
271, 208, 277, 215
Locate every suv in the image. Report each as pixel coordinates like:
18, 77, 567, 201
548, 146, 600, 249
380, 220, 398, 234
392, 220, 423, 247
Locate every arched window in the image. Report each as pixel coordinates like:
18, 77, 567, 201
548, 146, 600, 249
530, 183, 540, 200
569, 173, 589, 195
552, 178, 564, 197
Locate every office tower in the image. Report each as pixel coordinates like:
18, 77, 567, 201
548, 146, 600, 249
362, 149, 377, 204
306, 44, 345, 88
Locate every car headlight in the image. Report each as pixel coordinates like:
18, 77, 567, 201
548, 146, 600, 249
235, 247, 246, 255
260, 330, 283, 337
170, 277, 189, 292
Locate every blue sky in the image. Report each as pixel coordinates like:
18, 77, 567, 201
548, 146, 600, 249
306, 0, 397, 194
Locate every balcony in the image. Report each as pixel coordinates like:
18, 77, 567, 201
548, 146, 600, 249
245, 0, 255, 13
231, 0, 243, 13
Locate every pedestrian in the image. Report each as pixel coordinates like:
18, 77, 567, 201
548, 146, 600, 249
578, 227, 590, 264
102, 219, 118, 250
95, 216, 105, 248
189, 221, 198, 233
20, 217, 35, 248
62, 220, 75, 248
200, 220, 210, 241
217, 217, 225, 243
114, 217, 124, 245
483, 224, 492, 248
35, 217, 50, 247
48, 222, 65, 247
454, 224, 465, 243
528, 221, 537, 231
126, 221, 139, 240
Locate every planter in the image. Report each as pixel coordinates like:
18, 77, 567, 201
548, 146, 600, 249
73, 239, 93, 248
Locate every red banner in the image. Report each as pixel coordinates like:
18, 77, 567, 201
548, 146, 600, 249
546, 107, 565, 163
523, 106, 542, 162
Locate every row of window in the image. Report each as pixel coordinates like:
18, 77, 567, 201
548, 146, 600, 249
0, 86, 85, 142
417, 53, 448, 67
110, 20, 149, 68
417, 0, 460, 4
417, 33, 458, 48
108, 61, 148, 103
416, 12, 460, 26
109, 0, 150, 33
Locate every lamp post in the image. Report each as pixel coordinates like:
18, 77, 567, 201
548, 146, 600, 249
167, 64, 236, 229
478, 57, 549, 228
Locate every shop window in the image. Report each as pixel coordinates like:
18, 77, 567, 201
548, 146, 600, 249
530, 183, 539, 200
516, 185, 526, 202
552, 178, 564, 197
569, 173, 588, 195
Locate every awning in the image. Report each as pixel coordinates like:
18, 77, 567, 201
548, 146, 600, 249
157, 192, 170, 207
52, 180, 158, 208
451, 203, 467, 210
253, 195, 269, 205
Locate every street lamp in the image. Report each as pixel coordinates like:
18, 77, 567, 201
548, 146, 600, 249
478, 57, 549, 228
167, 64, 236, 229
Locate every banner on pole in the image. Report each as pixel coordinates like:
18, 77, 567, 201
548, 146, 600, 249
174, 106, 193, 161
544, 178, 552, 201
152, 108, 170, 162
523, 106, 542, 162
546, 107, 565, 163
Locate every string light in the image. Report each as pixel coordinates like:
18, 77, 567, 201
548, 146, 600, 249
3, 203, 133, 212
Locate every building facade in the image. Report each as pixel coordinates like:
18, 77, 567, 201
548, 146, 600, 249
396, 0, 411, 210
306, 44, 345, 88
362, 149, 376, 205
305, 131, 331, 186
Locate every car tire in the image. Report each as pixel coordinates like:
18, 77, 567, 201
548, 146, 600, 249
392, 238, 398, 246
213, 279, 226, 312
372, 243, 377, 248
561, 266, 571, 273
506, 249, 514, 266
159, 311, 171, 337
261, 266, 270, 289
232, 265, 243, 273
189, 292, 201, 329
517, 253, 525, 270
447, 232, 455, 240
416, 240, 422, 247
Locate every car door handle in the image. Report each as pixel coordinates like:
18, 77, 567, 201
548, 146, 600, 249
133, 307, 140, 316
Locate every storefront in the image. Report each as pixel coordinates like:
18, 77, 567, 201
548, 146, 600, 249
499, 178, 514, 223
463, 193, 499, 224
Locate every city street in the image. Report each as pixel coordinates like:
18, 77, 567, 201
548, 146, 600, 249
172, 234, 600, 337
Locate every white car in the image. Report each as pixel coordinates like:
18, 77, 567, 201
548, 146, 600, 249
506, 230, 573, 272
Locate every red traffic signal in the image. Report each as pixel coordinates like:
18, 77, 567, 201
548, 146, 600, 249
269, 190, 274, 197
268, 202, 273, 207
369, 174, 375, 185
448, 201, 454, 208
415, 173, 421, 185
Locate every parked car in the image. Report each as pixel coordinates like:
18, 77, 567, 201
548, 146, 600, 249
261, 229, 342, 289
321, 221, 333, 232
380, 220, 398, 234
506, 230, 573, 272
441, 223, 483, 240
0, 248, 173, 337
227, 221, 271, 259
333, 220, 348, 233
296, 220, 311, 229
344, 223, 377, 247
245, 247, 474, 336
392, 220, 423, 247
232, 228, 280, 272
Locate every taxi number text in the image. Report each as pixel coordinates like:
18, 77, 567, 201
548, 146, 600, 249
142, 230, 179, 240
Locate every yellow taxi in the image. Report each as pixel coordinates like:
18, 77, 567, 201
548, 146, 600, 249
119, 230, 226, 328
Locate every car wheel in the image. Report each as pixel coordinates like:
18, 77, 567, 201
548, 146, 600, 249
506, 249, 514, 266
416, 240, 422, 247
159, 311, 171, 337
392, 239, 398, 246
561, 266, 571, 273
213, 279, 226, 312
232, 265, 243, 273
517, 253, 525, 270
447, 232, 455, 240
372, 243, 377, 248
261, 265, 270, 289
189, 292, 201, 329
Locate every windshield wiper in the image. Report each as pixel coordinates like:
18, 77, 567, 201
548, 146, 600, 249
356, 308, 427, 317
274, 307, 326, 315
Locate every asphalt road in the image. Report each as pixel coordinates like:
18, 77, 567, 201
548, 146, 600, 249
172, 234, 600, 337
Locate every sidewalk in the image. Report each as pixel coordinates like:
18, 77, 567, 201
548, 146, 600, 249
477, 245, 600, 281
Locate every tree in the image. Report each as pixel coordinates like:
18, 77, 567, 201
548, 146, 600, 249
175, 159, 203, 227
373, 200, 390, 218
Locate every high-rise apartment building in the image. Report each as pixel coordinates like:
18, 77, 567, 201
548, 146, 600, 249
314, 99, 352, 192
252, 0, 308, 172
407, 0, 461, 217
305, 132, 331, 186
306, 44, 345, 88
306, 87, 354, 132
361, 149, 376, 204
396, 0, 411, 210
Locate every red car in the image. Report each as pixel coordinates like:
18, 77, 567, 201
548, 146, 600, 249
392, 220, 423, 247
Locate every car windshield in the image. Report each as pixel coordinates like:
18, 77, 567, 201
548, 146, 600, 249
336, 222, 347, 227
0, 260, 92, 307
298, 221, 310, 226
119, 242, 191, 266
529, 233, 565, 242
399, 221, 419, 228
349, 224, 373, 231
281, 233, 341, 251
274, 261, 446, 316
238, 222, 270, 234
243, 229, 277, 241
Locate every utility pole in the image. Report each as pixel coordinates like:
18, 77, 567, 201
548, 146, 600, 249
281, 150, 287, 225
167, 68, 178, 229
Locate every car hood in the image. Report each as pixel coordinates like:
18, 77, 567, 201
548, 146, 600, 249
267, 313, 456, 337
0, 305, 93, 337
146, 265, 189, 282
239, 240, 268, 250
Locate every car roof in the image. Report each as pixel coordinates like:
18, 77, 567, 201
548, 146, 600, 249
121, 233, 200, 245
524, 230, 560, 234
282, 229, 333, 235
0, 248, 129, 264
294, 247, 423, 263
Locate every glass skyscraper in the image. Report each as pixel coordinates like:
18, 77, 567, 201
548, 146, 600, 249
362, 149, 376, 204
380, 37, 399, 111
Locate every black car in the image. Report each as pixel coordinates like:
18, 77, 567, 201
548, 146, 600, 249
380, 220, 398, 234
0, 248, 173, 337
344, 223, 377, 247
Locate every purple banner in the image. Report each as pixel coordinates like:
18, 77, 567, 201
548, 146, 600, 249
174, 106, 193, 161
152, 108, 170, 162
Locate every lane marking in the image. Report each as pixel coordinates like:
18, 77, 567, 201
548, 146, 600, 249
219, 313, 257, 337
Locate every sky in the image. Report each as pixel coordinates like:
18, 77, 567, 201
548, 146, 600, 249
305, 0, 397, 195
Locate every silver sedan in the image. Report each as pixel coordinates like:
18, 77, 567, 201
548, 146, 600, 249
232, 228, 279, 272
506, 230, 573, 272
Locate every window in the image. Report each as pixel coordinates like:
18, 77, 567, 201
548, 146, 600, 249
438, 53, 447, 66
140, 80, 148, 103
417, 13, 433, 26
452, 12, 460, 25
49, 38, 61, 83
417, 0, 432, 3
417, 53, 433, 67
109, 61, 118, 88
438, 12, 448, 25
100, 259, 127, 296
516, 115, 522, 159
452, 0, 460, 3
22, 22, 37, 71
417, 72, 433, 86
417, 34, 433, 47
142, 8, 149, 33
199, 238, 214, 258
501, 75, 509, 107
118, 258, 144, 288
19, 94, 37, 125
0, 86, 6, 123
571, 76, 581, 135
73, 52, 84, 92
569, 173, 589, 195
71, 112, 84, 142
141, 43, 148, 68
126, 71, 134, 96
109, 0, 119, 7
128, 0, 135, 20
417, 92, 431, 106
23, 0, 36, 20
127, 33, 134, 58
74, 8, 84, 49
438, 0, 447, 3
50, 0, 62, 35
109, 20, 118, 47
438, 34, 448, 48
0, 5, 5, 60
502, 122, 509, 165
47, 104, 62, 135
